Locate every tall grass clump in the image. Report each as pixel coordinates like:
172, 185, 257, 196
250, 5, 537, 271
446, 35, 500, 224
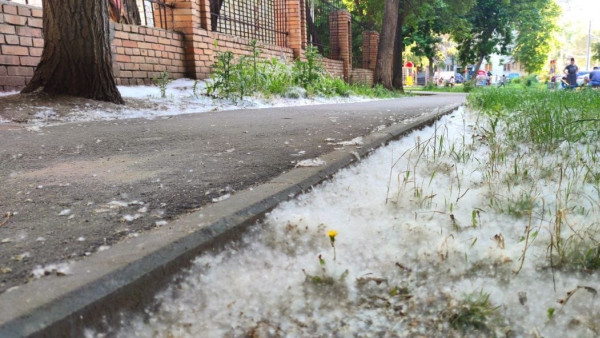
443, 291, 505, 334
468, 87, 600, 272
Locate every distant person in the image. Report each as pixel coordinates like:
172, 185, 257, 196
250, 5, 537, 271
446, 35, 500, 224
560, 76, 569, 89
448, 76, 455, 87
499, 75, 506, 87
589, 66, 600, 88
564, 58, 579, 88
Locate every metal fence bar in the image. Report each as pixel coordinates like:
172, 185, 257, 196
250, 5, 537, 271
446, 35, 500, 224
139, 0, 174, 29
210, 0, 288, 46
307, 0, 342, 57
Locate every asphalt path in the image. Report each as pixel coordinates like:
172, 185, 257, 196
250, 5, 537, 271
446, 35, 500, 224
0, 93, 465, 294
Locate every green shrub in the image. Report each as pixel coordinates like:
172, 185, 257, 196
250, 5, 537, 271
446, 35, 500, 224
443, 291, 503, 333
525, 74, 538, 87
424, 83, 436, 91
206, 43, 405, 100
153, 71, 172, 98
207, 51, 236, 99
293, 46, 324, 90
463, 82, 473, 92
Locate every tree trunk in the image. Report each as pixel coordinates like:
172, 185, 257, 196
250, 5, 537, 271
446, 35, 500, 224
22, 0, 123, 104
428, 56, 434, 85
471, 53, 485, 85
392, 12, 404, 90
375, 0, 399, 90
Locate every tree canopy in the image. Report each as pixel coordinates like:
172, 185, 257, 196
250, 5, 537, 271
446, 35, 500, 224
592, 42, 600, 63
512, 0, 560, 73
368, 0, 561, 88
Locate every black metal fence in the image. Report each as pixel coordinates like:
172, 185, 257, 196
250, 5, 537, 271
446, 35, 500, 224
139, 0, 175, 30
210, 0, 288, 46
306, 0, 371, 66
306, 0, 342, 57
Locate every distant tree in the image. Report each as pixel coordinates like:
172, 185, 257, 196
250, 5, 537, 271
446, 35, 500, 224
22, 0, 123, 104
393, 0, 472, 89
342, 0, 383, 30
512, 0, 560, 73
452, 0, 516, 83
592, 42, 600, 63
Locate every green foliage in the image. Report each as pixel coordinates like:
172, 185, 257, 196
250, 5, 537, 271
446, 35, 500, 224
263, 57, 293, 96
451, 0, 559, 75
293, 46, 325, 90
452, 0, 516, 67
524, 75, 539, 87
152, 71, 172, 98
467, 89, 600, 149
206, 43, 402, 101
512, 0, 560, 73
462, 82, 473, 92
207, 51, 236, 99
560, 240, 600, 270
593, 42, 600, 63
443, 291, 502, 333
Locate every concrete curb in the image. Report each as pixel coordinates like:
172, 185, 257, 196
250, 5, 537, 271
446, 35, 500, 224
0, 103, 462, 337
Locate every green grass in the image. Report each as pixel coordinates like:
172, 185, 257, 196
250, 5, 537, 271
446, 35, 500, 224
468, 87, 600, 272
443, 291, 504, 333
406, 84, 471, 93
468, 88, 600, 150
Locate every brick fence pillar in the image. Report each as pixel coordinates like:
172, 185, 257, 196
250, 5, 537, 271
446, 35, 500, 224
282, 0, 303, 58
170, 0, 211, 79
362, 31, 379, 71
329, 10, 351, 82
300, 0, 307, 49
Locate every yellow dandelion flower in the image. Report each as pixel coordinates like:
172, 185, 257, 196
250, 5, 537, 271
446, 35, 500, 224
328, 230, 338, 242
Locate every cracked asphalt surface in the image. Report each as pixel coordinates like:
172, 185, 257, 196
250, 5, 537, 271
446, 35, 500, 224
0, 93, 465, 293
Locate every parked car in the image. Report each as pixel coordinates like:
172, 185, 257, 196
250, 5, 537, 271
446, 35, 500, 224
508, 73, 520, 81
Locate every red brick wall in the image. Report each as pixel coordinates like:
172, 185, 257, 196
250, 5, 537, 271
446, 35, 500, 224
0, 0, 373, 92
328, 10, 351, 82
111, 23, 186, 86
350, 68, 374, 86
213, 31, 294, 64
362, 31, 379, 71
0, 1, 42, 92
322, 57, 344, 79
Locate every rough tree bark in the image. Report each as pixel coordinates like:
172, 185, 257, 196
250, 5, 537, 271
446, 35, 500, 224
428, 56, 434, 85
22, 0, 124, 104
392, 12, 404, 91
375, 0, 399, 90
471, 53, 485, 85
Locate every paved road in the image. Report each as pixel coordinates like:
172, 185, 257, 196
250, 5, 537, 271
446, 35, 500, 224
0, 93, 465, 293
